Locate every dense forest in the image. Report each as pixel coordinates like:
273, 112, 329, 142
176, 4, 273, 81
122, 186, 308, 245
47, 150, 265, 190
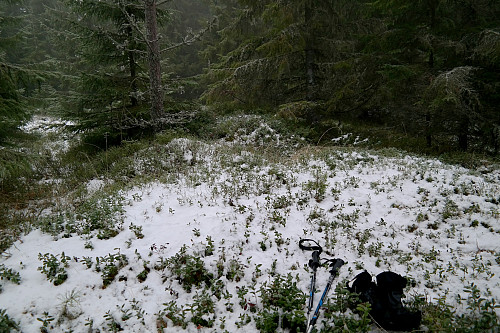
0, 0, 499, 193
1, 0, 499, 155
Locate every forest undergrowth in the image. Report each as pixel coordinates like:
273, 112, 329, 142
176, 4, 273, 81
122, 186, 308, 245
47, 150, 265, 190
0, 114, 499, 332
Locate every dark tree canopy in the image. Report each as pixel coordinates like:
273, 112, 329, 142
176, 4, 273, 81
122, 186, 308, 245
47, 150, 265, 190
202, 0, 500, 153
0, 0, 498, 154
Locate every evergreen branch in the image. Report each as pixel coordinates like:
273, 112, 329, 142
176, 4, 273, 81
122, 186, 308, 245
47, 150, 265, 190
0, 61, 52, 82
101, 29, 148, 55
117, 109, 197, 130
160, 17, 216, 53
117, 2, 150, 50
156, 0, 173, 6
473, 29, 500, 65
211, 51, 302, 78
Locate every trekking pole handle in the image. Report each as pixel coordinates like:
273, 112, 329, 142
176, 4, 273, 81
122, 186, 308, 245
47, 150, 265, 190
329, 258, 345, 274
309, 250, 321, 270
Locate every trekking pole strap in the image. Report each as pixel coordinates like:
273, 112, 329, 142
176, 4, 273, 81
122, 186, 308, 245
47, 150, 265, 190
299, 239, 323, 254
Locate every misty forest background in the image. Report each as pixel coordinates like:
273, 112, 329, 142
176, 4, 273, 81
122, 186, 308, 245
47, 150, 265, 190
1, 0, 499, 232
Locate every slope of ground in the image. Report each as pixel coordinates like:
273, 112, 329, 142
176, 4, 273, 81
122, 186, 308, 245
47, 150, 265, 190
0, 116, 499, 332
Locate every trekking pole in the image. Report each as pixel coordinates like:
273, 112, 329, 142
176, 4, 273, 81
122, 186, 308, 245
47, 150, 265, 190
299, 239, 323, 325
306, 258, 345, 333
306, 249, 321, 324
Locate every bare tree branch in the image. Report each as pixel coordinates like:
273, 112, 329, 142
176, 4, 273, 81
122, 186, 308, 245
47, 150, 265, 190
156, 0, 173, 6
116, 1, 215, 55
116, 1, 150, 50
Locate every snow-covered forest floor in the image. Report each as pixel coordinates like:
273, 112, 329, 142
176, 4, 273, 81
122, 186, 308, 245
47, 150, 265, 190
1, 116, 499, 332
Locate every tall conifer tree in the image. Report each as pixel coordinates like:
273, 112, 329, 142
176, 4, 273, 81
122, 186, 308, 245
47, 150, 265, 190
0, 0, 30, 144
0, 0, 45, 182
56, 0, 155, 142
203, 0, 377, 112
370, 0, 500, 151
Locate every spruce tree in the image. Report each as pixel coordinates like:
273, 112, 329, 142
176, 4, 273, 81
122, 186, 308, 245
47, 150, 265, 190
369, 0, 500, 152
55, 0, 154, 143
0, 0, 45, 184
203, 0, 308, 107
55, 0, 210, 140
203, 0, 377, 116
0, 0, 30, 144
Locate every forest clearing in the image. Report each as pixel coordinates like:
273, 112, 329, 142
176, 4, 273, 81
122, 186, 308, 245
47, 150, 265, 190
1, 0, 499, 332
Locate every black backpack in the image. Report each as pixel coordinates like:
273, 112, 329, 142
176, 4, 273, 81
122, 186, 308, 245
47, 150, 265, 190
348, 271, 422, 331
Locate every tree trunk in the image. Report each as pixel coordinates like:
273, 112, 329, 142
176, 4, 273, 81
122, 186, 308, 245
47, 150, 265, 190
144, 0, 164, 122
126, 24, 138, 107
426, 111, 432, 148
305, 0, 315, 101
458, 117, 469, 151
494, 128, 499, 155
427, 1, 436, 68
426, 1, 437, 147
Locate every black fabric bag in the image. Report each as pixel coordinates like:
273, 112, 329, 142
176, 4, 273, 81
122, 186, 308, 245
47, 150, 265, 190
348, 271, 422, 331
